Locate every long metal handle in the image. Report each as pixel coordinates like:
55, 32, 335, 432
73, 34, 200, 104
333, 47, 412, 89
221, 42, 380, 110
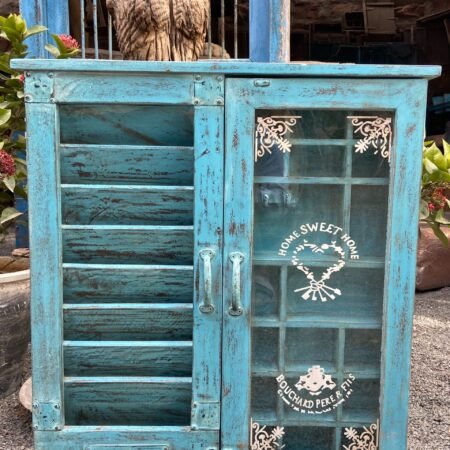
229, 252, 244, 316
199, 249, 215, 314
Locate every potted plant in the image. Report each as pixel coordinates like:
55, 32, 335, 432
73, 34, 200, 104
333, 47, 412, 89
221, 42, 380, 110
0, 14, 79, 398
416, 140, 450, 290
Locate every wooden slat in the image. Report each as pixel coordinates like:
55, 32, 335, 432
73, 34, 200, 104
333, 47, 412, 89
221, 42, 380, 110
63, 264, 193, 304
63, 304, 193, 341
59, 105, 194, 146
60, 145, 194, 186
62, 225, 193, 265
64, 377, 192, 426
64, 341, 192, 377
61, 185, 194, 225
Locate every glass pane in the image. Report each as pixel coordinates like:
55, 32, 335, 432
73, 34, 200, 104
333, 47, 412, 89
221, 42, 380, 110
251, 110, 391, 449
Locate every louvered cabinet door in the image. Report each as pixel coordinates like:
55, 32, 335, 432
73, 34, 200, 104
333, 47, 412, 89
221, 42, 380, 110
26, 73, 224, 450
222, 77, 427, 450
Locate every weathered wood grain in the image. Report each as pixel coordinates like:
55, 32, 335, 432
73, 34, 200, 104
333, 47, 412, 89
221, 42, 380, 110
61, 185, 194, 225
34, 429, 218, 450
60, 145, 194, 186
63, 265, 193, 303
12, 59, 442, 79
53, 73, 195, 104
63, 303, 193, 341
191, 105, 224, 430
25, 102, 64, 430
64, 377, 192, 425
64, 341, 192, 377
59, 105, 194, 147
62, 225, 193, 265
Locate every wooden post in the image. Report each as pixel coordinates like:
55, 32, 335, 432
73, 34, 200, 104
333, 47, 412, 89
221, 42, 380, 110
20, 0, 70, 57
250, 0, 290, 62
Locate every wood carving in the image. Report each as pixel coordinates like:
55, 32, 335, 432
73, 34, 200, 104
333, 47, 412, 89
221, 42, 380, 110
106, 0, 209, 61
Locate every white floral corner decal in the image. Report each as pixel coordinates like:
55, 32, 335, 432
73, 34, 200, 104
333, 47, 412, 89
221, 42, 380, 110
348, 116, 392, 161
343, 420, 379, 450
251, 418, 285, 449
255, 116, 301, 162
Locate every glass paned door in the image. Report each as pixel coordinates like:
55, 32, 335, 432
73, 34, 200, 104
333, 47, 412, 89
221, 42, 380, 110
222, 78, 425, 450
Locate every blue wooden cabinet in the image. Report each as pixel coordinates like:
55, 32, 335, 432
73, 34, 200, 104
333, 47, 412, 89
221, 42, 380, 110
12, 59, 440, 450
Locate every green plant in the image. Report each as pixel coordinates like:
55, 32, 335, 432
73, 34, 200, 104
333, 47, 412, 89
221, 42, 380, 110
0, 14, 80, 238
420, 140, 450, 245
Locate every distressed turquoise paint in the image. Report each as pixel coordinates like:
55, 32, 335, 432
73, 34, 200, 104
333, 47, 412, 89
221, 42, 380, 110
191, 102, 224, 437
19, 61, 439, 450
380, 79, 429, 448
12, 60, 441, 79
25, 101, 64, 430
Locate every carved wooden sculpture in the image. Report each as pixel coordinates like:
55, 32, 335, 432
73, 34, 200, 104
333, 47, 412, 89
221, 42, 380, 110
106, 0, 209, 61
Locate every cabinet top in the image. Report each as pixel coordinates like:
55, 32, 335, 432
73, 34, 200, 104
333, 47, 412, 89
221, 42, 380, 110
12, 59, 441, 80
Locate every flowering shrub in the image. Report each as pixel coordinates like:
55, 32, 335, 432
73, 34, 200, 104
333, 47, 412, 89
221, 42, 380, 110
0, 14, 79, 237
420, 140, 450, 245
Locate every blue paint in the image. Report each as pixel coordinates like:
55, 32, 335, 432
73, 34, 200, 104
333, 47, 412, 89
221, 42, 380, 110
20, 0, 69, 57
19, 62, 439, 450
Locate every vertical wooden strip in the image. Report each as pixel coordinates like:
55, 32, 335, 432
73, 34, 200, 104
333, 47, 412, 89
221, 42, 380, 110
26, 102, 64, 429
234, 0, 239, 59
249, 0, 270, 61
80, 0, 86, 59
269, 0, 290, 62
222, 82, 254, 449
191, 104, 224, 435
20, 0, 45, 57
221, 0, 225, 58
108, 13, 113, 60
380, 79, 428, 450
93, 0, 99, 59
20, 0, 70, 57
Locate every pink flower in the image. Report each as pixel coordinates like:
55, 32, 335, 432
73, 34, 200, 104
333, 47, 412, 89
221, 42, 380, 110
0, 150, 15, 177
58, 34, 80, 50
19, 74, 25, 83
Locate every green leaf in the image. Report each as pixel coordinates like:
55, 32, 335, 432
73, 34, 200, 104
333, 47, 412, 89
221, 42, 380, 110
423, 157, 439, 175
428, 222, 449, 246
51, 34, 67, 54
0, 206, 21, 225
419, 200, 430, 220
435, 208, 450, 225
24, 25, 47, 39
2, 175, 15, 192
45, 43, 60, 58
0, 108, 11, 126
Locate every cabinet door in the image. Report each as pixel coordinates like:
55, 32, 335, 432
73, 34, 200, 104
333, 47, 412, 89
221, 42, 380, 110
26, 73, 224, 449
222, 78, 427, 450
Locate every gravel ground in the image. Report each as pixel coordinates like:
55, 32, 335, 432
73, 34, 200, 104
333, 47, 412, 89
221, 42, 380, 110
0, 290, 448, 449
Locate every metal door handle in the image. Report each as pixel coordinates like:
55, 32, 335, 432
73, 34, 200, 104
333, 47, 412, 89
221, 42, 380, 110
229, 252, 244, 316
199, 249, 215, 314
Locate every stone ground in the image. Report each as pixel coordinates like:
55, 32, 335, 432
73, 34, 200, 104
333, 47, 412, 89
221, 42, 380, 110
0, 229, 449, 448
